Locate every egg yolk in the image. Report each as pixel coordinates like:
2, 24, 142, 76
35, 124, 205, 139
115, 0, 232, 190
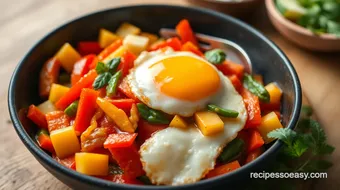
150, 56, 220, 101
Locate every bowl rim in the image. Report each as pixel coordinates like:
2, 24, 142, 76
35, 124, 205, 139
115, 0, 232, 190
265, 0, 340, 40
8, 4, 302, 189
201, 0, 262, 4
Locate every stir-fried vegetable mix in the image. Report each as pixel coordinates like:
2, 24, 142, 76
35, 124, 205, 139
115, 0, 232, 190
26, 19, 284, 185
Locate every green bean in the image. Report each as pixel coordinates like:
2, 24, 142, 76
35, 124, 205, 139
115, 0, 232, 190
106, 70, 122, 98
243, 74, 270, 103
204, 49, 226, 65
137, 103, 170, 124
207, 104, 239, 118
64, 100, 79, 117
218, 138, 245, 163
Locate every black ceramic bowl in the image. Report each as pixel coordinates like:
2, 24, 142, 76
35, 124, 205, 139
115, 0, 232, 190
8, 4, 301, 190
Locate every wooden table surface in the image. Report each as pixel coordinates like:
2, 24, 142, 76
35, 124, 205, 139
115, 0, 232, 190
1, 0, 339, 189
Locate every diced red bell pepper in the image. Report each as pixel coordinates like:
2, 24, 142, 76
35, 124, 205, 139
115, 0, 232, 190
216, 60, 245, 79
71, 54, 97, 86
97, 115, 118, 135
245, 148, 263, 164
55, 70, 97, 110
108, 144, 145, 178
181, 41, 203, 56
106, 99, 135, 113
36, 130, 55, 153
148, 37, 182, 51
77, 42, 102, 56
39, 58, 61, 98
228, 74, 243, 93
118, 77, 139, 102
206, 160, 241, 178
176, 19, 198, 46
247, 129, 264, 153
53, 154, 76, 170
27, 105, 47, 129
137, 120, 167, 144
104, 133, 138, 149
97, 39, 123, 61
241, 89, 261, 129
74, 88, 99, 134
118, 51, 136, 77
46, 111, 71, 132
100, 174, 143, 185
260, 102, 281, 113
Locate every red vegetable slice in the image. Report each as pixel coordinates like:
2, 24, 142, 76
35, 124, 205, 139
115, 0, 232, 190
241, 89, 261, 129
206, 160, 241, 178
37, 133, 55, 153
216, 60, 245, 79
104, 133, 138, 149
53, 154, 76, 170
39, 58, 61, 98
97, 39, 123, 61
228, 74, 243, 93
71, 54, 97, 86
137, 120, 167, 145
176, 19, 198, 46
27, 105, 48, 129
247, 129, 264, 153
181, 41, 203, 56
46, 111, 71, 132
77, 41, 102, 56
118, 50, 136, 77
118, 77, 139, 102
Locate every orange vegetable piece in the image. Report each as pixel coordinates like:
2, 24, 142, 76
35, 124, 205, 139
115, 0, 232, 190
118, 77, 139, 102
181, 41, 203, 56
37, 133, 55, 153
46, 111, 71, 132
55, 70, 97, 110
228, 74, 243, 93
245, 148, 263, 164
176, 19, 198, 46
117, 50, 136, 77
241, 89, 261, 129
74, 88, 99, 134
97, 39, 123, 61
206, 160, 241, 178
39, 58, 61, 98
216, 60, 245, 79
71, 54, 97, 86
27, 105, 47, 129
247, 129, 264, 153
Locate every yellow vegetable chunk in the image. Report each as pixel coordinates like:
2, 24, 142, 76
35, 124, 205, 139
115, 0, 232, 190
102, 46, 127, 64
123, 34, 149, 55
48, 84, 70, 103
116, 22, 141, 38
140, 32, 158, 45
257, 112, 284, 144
170, 115, 188, 129
96, 97, 134, 132
54, 43, 81, 73
75, 152, 108, 176
37, 100, 57, 114
50, 126, 80, 159
265, 82, 282, 106
194, 111, 224, 136
98, 28, 119, 48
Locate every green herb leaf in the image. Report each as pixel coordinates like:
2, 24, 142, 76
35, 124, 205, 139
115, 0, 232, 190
204, 49, 226, 65
243, 74, 270, 102
267, 128, 296, 146
106, 70, 122, 97
301, 105, 313, 117
95, 62, 109, 74
92, 72, 112, 90
283, 136, 309, 157
107, 58, 121, 74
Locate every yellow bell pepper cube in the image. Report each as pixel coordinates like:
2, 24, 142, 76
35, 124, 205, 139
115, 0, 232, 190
98, 28, 119, 48
75, 152, 108, 176
123, 34, 149, 55
265, 82, 282, 106
257, 112, 284, 144
50, 126, 80, 158
170, 115, 188, 129
96, 98, 134, 133
48, 84, 70, 103
194, 111, 224, 136
116, 22, 141, 38
54, 43, 81, 73
140, 32, 158, 45
102, 46, 127, 64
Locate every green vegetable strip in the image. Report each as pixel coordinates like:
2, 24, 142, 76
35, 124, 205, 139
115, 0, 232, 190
218, 138, 245, 163
243, 74, 270, 103
92, 72, 112, 90
64, 100, 79, 117
136, 103, 170, 124
204, 49, 227, 65
207, 104, 239, 118
106, 70, 122, 98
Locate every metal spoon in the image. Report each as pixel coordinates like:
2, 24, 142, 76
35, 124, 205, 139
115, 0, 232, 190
159, 28, 252, 74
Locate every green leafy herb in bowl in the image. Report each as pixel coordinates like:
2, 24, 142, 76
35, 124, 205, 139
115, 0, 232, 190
276, 0, 340, 36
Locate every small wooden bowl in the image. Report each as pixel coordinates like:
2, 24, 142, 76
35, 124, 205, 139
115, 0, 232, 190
265, 0, 340, 52
187, 0, 264, 18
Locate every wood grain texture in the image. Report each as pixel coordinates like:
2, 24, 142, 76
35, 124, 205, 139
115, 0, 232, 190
1, 0, 339, 189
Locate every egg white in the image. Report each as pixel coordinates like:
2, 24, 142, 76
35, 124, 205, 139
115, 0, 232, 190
127, 48, 222, 117
139, 73, 247, 185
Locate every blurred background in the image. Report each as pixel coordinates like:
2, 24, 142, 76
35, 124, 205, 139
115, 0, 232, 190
0, 0, 339, 189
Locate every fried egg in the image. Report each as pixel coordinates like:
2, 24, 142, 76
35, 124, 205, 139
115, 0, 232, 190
127, 48, 221, 116
127, 48, 247, 185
